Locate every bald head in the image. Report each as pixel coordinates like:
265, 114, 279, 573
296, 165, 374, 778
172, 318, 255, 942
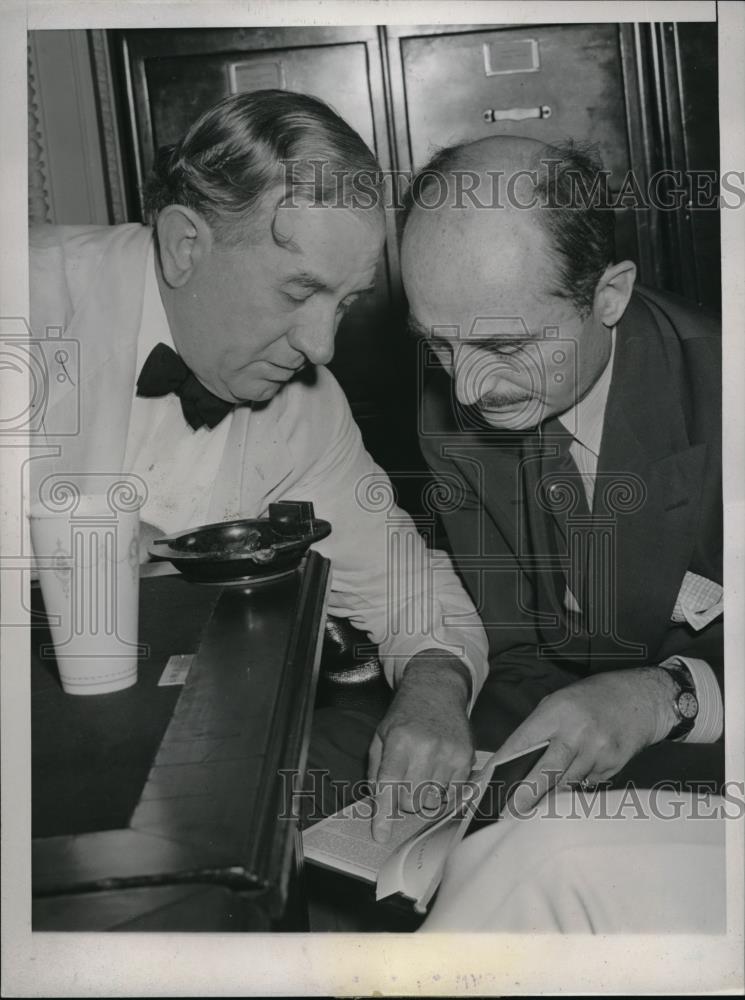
415, 134, 550, 199
401, 136, 636, 430
406, 135, 617, 312
405, 137, 561, 323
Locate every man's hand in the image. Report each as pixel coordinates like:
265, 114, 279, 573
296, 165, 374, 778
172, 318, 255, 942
367, 651, 474, 843
498, 667, 678, 813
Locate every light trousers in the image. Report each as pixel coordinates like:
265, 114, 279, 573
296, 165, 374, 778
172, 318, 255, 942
421, 789, 727, 933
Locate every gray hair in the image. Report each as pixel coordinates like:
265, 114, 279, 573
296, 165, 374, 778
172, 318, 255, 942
143, 89, 384, 244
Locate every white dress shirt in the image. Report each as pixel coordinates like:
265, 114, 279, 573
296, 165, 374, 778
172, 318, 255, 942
123, 244, 235, 534
556, 329, 722, 744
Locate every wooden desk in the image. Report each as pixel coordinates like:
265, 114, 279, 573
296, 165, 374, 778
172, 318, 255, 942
32, 552, 330, 931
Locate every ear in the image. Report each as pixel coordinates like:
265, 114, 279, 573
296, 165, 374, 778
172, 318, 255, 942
593, 260, 637, 327
155, 205, 213, 288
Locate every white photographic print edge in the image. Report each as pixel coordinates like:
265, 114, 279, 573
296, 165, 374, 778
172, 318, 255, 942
1, 1, 743, 995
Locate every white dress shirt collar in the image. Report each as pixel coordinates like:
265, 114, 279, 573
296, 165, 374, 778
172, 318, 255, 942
557, 326, 617, 455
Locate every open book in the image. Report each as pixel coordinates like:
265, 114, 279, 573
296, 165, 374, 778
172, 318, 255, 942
302, 742, 548, 914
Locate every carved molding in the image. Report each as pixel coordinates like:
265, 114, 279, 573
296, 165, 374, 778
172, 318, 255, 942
89, 29, 129, 224
27, 36, 53, 224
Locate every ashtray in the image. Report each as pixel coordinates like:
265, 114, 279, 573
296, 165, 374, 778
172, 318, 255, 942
148, 500, 331, 586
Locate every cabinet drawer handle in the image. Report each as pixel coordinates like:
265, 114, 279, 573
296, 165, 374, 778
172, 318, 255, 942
483, 105, 552, 122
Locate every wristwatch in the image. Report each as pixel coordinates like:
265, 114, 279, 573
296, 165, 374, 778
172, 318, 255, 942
661, 661, 699, 740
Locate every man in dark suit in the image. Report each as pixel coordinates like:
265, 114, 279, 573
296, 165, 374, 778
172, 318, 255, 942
403, 135, 723, 807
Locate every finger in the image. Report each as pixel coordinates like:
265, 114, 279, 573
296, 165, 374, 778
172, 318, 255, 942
432, 745, 476, 787
370, 742, 412, 844
415, 752, 472, 815
413, 779, 451, 819
370, 781, 401, 844
383, 743, 454, 814
508, 740, 577, 815
407, 741, 473, 808
561, 750, 625, 789
372, 752, 469, 827
559, 753, 598, 790
426, 752, 476, 814
367, 731, 383, 785
371, 722, 474, 836
496, 710, 557, 763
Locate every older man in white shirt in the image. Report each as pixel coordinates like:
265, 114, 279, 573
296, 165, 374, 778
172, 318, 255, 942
29, 90, 488, 828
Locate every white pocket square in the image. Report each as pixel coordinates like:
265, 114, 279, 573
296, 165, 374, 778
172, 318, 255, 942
671, 571, 723, 630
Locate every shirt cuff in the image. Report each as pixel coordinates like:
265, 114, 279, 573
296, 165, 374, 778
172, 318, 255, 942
660, 655, 723, 743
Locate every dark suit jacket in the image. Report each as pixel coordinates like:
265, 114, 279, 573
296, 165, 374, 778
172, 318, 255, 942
420, 286, 722, 745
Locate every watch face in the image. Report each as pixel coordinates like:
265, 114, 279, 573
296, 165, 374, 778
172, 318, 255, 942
678, 691, 699, 720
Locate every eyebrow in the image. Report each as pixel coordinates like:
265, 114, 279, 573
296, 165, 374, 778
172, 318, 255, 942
283, 271, 330, 293
284, 272, 377, 297
407, 315, 546, 346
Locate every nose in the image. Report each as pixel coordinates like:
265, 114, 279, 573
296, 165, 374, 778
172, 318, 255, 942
453, 345, 498, 407
288, 318, 336, 367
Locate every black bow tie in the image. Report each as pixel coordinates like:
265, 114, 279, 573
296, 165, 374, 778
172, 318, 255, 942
136, 342, 234, 431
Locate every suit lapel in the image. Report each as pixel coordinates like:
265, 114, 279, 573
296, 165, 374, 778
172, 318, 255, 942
591, 293, 706, 662
445, 432, 525, 557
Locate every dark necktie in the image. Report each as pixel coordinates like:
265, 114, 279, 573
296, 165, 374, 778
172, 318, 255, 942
539, 417, 590, 537
136, 342, 234, 431
522, 417, 589, 623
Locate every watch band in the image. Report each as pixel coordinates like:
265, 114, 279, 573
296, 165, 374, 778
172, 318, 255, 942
661, 661, 699, 740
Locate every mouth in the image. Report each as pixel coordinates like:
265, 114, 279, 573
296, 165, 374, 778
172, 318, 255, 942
477, 395, 532, 412
272, 360, 306, 375
255, 362, 306, 385
226, 360, 308, 401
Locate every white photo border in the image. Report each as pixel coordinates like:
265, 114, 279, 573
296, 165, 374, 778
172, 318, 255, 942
2, 1, 743, 995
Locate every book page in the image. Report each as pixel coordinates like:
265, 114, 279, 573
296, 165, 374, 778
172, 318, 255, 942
375, 811, 462, 908
302, 797, 441, 882
302, 742, 548, 896
375, 741, 549, 910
